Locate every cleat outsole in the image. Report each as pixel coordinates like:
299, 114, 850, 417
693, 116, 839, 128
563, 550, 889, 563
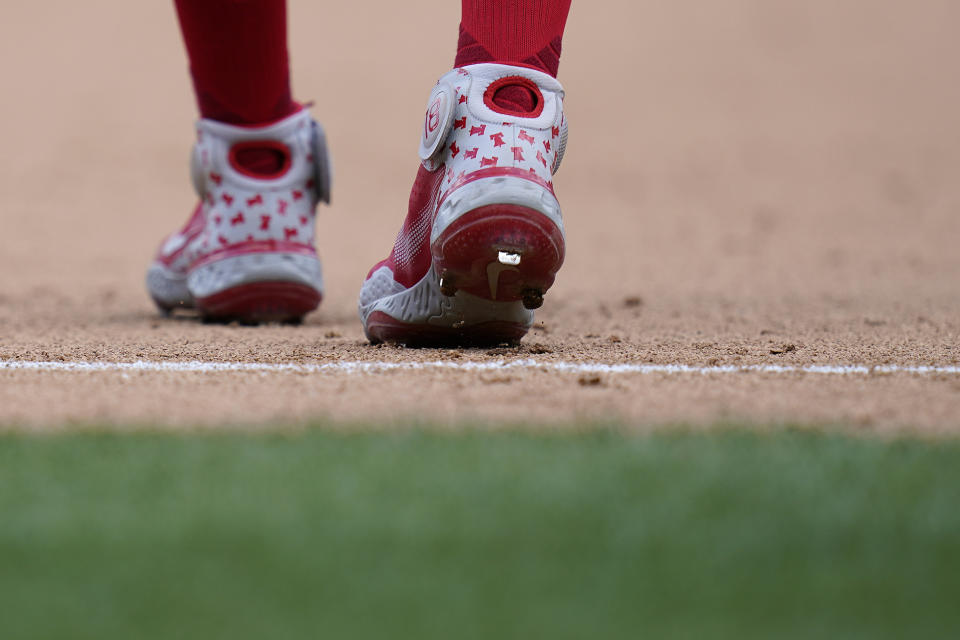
430, 203, 564, 304
195, 281, 321, 324
364, 311, 527, 347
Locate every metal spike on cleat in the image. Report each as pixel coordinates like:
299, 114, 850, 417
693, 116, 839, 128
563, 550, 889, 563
522, 288, 544, 310
498, 251, 522, 266
439, 270, 458, 297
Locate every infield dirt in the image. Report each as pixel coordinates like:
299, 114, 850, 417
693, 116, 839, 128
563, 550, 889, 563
1, 1, 958, 430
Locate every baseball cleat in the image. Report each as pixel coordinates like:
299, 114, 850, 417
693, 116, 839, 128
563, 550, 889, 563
147, 108, 331, 323
358, 63, 568, 346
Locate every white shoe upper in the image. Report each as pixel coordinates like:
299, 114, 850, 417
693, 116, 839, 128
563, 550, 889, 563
148, 109, 331, 307
420, 63, 567, 214
185, 108, 330, 265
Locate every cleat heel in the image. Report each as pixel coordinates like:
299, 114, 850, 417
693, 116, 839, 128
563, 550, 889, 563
431, 203, 564, 304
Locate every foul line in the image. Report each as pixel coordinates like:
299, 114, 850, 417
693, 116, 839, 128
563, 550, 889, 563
1, 359, 959, 376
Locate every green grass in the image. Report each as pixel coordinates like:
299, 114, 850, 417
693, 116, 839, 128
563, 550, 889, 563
1, 428, 959, 639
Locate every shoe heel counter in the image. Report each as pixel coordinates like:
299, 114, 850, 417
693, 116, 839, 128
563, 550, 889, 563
432, 173, 563, 246
189, 111, 328, 252
433, 65, 567, 202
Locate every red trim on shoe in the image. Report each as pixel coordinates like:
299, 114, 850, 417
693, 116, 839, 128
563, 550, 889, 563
365, 310, 529, 347
381, 165, 446, 288
156, 202, 206, 267
228, 141, 292, 179
189, 239, 316, 269
437, 167, 555, 210
195, 281, 321, 323
483, 76, 544, 118
365, 258, 391, 281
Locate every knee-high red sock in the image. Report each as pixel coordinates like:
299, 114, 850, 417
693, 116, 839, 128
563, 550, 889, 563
455, 0, 572, 78
174, 0, 297, 126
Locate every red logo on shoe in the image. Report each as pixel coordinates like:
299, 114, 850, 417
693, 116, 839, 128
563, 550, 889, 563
543, 140, 551, 152
480, 156, 499, 167
222, 193, 234, 206
511, 147, 525, 162
246, 194, 263, 207
284, 227, 298, 240
454, 117, 467, 130
518, 130, 536, 146
292, 190, 303, 201
490, 132, 506, 147
536, 150, 547, 167
449, 141, 460, 157
470, 124, 486, 136
425, 97, 442, 137
209, 172, 223, 185
552, 126, 560, 138
277, 199, 288, 214
260, 215, 271, 230
230, 212, 245, 226
464, 148, 479, 159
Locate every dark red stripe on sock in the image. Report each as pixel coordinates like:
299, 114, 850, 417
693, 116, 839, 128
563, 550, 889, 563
455, 0, 572, 77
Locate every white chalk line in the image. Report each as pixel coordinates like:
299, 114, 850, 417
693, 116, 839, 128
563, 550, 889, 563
1, 359, 959, 376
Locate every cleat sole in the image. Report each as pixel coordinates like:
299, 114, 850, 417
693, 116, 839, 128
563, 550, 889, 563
195, 281, 321, 324
364, 310, 527, 347
430, 204, 564, 305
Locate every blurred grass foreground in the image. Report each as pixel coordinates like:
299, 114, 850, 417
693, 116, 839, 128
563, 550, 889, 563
1, 428, 959, 639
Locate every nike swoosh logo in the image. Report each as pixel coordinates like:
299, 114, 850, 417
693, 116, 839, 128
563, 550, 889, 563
487, 262, 519, 299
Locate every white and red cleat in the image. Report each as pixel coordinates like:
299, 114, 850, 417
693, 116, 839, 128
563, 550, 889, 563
359, 63, 568, 345
147, 109, 331, 323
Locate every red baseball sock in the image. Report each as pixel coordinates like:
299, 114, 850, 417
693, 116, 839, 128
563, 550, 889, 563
174, 0, 297, 127
455, 0, 572, 79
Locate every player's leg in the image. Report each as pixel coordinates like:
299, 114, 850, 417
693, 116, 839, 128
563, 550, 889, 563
175, 0, 296, 125
358, 0, 572, 345
147, 0, 331, 323
455, 0, 571, 77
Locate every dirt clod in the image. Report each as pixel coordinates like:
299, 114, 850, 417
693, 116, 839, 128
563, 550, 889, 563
578, 375, 604, 387
770, 344, 798, 355
526, 343, 553, 354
